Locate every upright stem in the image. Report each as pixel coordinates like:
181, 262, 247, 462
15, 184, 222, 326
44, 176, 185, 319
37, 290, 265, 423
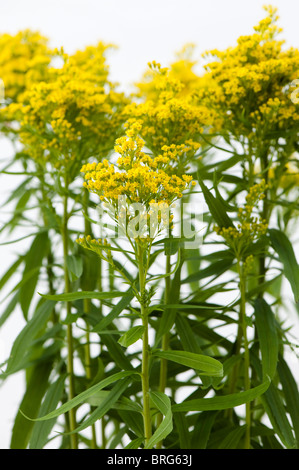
83, 189, 97, 449
156, 253, 171, 448
138, 243, 152, 446
258, 149, 269, 294
62, 178, 78, 449
238, 259, 251, 449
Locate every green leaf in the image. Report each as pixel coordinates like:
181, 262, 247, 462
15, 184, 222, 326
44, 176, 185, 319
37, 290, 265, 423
0, 256, 24, 291
174, 412, 190, 449
118, 325, 144, 348
23, 371, 139, 422
269, 228, 299, 303
261, 382, 296, 449
217, 425, 246, 449
118, 410, 144, 438
10, 360, 53, 449
191, 411, 218, 449
40, 291, 129, 302
125, 438, 144, 449
172, 379, 270, 412
86, 390, 142, 413
101, 334, 135, 371
254, 298, 279, 380
197, 173, 235, 229
3, 300, 55, 376
0, 292, 19, 328
69, 378, 132, 435
29, 375, 66, 449
66, 255, 83, 282
146, 392, 173, 449
20, 232, 49, 319
153, 350, 223, 377
92, 289, 135, 332
277, 355, 299, 447
181, 258, 234, 284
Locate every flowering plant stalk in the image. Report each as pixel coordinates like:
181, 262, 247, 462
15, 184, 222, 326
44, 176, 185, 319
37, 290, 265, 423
1, 7, 299, 450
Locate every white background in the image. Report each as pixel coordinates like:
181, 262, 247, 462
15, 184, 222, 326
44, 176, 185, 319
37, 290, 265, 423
0, 0, 299, 449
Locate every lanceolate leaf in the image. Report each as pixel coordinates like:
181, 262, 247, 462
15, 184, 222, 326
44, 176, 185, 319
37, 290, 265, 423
197, 174, 235, 229
3, 300, 55, 376
146, 392, 173, 449
10, 360, 53, 449
254, 298, 279, 380
20, 231, 49, 319
172, 379, 270, 412
29, 374, 67, 449
269, 228, 299, 303
22, 371, 140, 422
118, 325, 144, 348
277, 355, 299, 447
68, 378, 132, 435
153, 350, 223, 377
40, 291, 129, 302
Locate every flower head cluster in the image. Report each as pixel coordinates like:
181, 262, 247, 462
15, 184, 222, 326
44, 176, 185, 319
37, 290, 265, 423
197, 5, 299, 148
4, 44, 128, 172
0, 30, 52, 103
135, 45, 202, 101
123, 62, 212, 160
214, 180, 268, 255
81, 121, 196, 209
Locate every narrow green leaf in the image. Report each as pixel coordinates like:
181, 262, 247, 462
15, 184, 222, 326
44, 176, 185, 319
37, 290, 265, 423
181, 258, 234, 284
0, 292, 19, 328
146, 392, 173, 449
174, 413, 190, 449
261, 382, 296, 449
153, 350, 223, 377
10, 360, 53, 449
66, 255, 83, 282
29, 375, 66, 449
100, 334, 135, 371
269, 228, 299, 303
218, 425, 246, 449
254, 298, 279, 380
86, 391, 142, 413
20, 232, 49, 318
172, 379, 270, 412
118, 325, 144, 348
118, 410, 144, 438
125, 438, 144, 449
197, 174, 235, 229
277, 356, 299, 448
40, 291, 129, 302
0, 256, 24, 291
23, 371, 139, 422
92, 290, 134, 332
69, 378, 131, 435
3, 300, 55, 376
191, 411, 218, 449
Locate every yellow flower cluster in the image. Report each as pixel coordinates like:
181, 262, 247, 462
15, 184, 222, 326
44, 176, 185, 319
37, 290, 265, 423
4, 44, 128, 171
214, 181, 268, 253
81, 122, 196, 208
198, 5, 299, 142
124, 62, 212, 159
135, 44, 202, 101
0, 30, 52, 103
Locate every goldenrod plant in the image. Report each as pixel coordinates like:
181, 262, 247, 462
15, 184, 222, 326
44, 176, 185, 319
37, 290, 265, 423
0, 6, 299, 450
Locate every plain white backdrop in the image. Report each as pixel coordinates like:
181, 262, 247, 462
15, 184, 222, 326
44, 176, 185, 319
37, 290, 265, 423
0, 0, 299, 449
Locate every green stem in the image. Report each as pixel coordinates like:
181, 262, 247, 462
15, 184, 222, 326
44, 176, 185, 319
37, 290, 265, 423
62, 179, 78, 450
238, 259, 251, 449
156, 253, 171, 449
138, 243, 152, 446
83, 189, 97, 449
